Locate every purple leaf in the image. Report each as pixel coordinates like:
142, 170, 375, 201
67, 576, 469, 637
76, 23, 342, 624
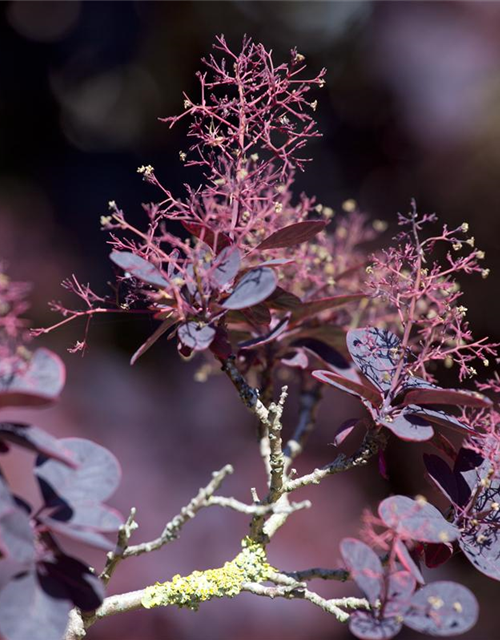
256, 220, 327, 250
346, 328, 403, 392
280, 349, 309, 369
424, 543, 453, 569
40, 516, 115, 551
256, 258, 296, 268
131, 317, 178, 365
312, 369, 383, 406
410, 406, 473, 435
211, 247, 241, 287
41, 554, 105, 611
333, 419, 361, 447
0, 423, 76, 466
241, 304, 272, 327
178, 322, 216, 352
48, 501, 123, 532
293, 325, 347, 353
293, 339, 352, 373
453, 447, 485, 506
35, 438, 121, 506
394, 540, 424, 585
181, 221, 231, 252
379, 496, 459, 544
385, 570, 417, 616
0, 571, 72, 640
0, 349, 65, 409
291, 294, 365, 322
239, 318, 289, 350
265, 286, 302, 311
349, 611, 403, 640
0, 506, 35, 564
402, 388, 491, 409
221, 267, 277, 310
340, 538, 384, 605
110, 251, 169, 288
423, 454, 458, 504
381, 410, 434, 442
459, 522, 500, 581
405, 581, 478, 636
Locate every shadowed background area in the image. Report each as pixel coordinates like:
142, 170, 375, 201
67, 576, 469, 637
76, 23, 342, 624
0, 2, 499, 639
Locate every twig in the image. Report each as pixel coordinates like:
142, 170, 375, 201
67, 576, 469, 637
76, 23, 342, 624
284, 430, 386, 492
100, 508, 138, 584
221, 356, 270, 425
266, 571, 369, 622
283, 384, 322, 474
283, 567, 349, 582
123, 464, 234, 558
268, 386, 288, 501
207, 495, 311, 516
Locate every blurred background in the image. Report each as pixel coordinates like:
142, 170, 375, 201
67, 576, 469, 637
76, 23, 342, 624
1, 2, 499, 639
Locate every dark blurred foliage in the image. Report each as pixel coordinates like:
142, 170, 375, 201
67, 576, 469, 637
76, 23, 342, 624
1, 2, 499, 639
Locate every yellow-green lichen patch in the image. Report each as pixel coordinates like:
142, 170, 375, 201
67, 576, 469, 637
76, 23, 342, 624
142, 537, 272, 611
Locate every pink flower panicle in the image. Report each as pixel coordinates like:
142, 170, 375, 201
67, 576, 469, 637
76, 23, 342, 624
36, 37, 373, 360
367, 200, 497, 382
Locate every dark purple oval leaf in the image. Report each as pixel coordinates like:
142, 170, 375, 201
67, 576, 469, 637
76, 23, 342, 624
349, 611, 403, 640
256, 220, 327, 250
347, 328, 403, 392
211, 247, 241, 288
424, 542, 453, 569
402, 388, 491, 409
340, 537, 384, 605
221, 267, 277, 310
410, 406, 473, 436
0, 423, 76, 466
333, 419, 361, 447
178, 322, 216, 352
423, 454, 458, 504
0, 349, 65, 409
405, 581, 478, 636
381, 411, 434, 442
110, 251, 169, 288
453, 447, 485, 507
394, 541, 424, 585
312, 370, 383, 406
265, 286, 302, 311
35, 438, 121, 506
379, 496, 459, 544
291, 294, 365, 322
238, 318, 289, 350
41, 554, 105, 611
0, 571, 72, 640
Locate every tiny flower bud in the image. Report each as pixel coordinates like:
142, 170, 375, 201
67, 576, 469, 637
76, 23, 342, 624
342, 199, 357, 212
481, 269, 490, 279
372, 220, 388, 232
461, 222, 469, 233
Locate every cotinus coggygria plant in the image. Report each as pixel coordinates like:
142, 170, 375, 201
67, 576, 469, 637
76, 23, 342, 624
0, 35, 497, 640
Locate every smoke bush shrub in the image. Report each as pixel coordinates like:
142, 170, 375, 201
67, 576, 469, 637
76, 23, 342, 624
0, 35, 499, 640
